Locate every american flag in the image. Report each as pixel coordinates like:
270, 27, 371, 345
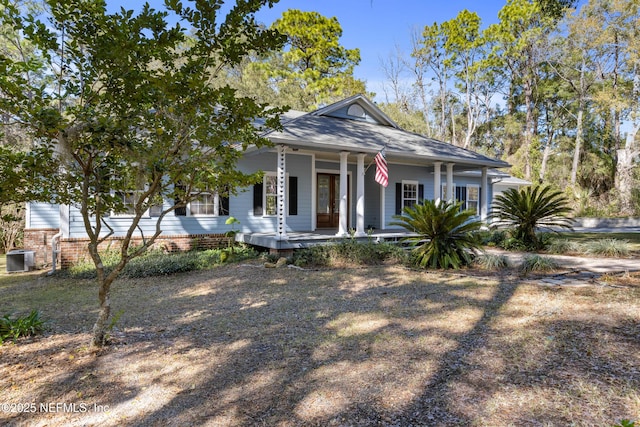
374, 148, 388, 187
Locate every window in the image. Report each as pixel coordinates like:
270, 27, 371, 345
253, 175, 297, 217
116, 191, 137, 216
467, 186, 479, 215
264, 174, 278, 216
402, 181, 418, 209
174, 186, 229, 217
190, 193, 216, 216
395, 182, 423, 215
441, 184, 480, 215
112, 191, 163, 217
441, 184, 453, 202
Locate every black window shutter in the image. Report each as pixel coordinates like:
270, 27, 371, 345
418, 184, 424, 203
174, 184, 187, 216
253, 183, 263, 216
456, 186, 467, 202
219, 195, 230, 216
289, 177, 298, 216
456, 186, 467, 210
174, 202, 187, 216
395, 182, 402, 215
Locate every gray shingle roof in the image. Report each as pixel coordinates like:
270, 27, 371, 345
266, 109, 509, 169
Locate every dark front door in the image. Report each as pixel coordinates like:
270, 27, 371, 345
317, 174, 348, 228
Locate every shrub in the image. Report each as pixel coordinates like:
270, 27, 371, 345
500, 236, 528, 251
474, 253, 510, 270
390, 200, 483, 269
292, 245, 330, 267
546, 238, 581, 254
292, 239, 406, 268
480, 229, 508, 247
520, 254, 560, 274
582, 239, 630, 257
67, 246, 258, 279
491, 186, 573, 250
0, 310, 46, 344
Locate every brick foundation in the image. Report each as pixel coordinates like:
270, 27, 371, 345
58, 233, 232, 268
23, 229, 232, 269
22, 228, 61, 268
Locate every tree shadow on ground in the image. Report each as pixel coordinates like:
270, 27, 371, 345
119, 267, 521, 426
1, 264, 637, 426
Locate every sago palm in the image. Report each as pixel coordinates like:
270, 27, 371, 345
390, 200, 483, 269
490, 186, 573, 250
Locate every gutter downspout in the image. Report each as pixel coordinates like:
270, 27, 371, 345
48, 231, 63, 275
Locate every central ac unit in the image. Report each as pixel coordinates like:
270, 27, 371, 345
6, 250, 36, 273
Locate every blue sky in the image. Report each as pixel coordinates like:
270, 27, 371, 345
108, 1, 509, 99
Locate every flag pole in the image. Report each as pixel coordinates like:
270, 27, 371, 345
364, 142, 388, 174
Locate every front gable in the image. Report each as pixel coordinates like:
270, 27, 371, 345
310, 94, 399, 128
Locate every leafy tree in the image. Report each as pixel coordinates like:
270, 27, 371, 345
485, 0, 555, 181
0, 0, 51, 252
0, 0, 286, 346
490, 186, 573, 250
413, 21, 450, 141
547, 5, 601, 187
391, 200, 483, 269
536, 0, 577, 20
225, 9, 369, 111
267, 9, 365, 110
441, 9, 493, 149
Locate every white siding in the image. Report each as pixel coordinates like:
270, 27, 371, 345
27, 202, 60, 229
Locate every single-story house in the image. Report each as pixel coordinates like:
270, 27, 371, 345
24, 94, 518, 267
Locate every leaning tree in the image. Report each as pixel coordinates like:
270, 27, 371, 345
0, 0, 286, 346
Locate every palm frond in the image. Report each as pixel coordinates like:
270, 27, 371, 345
391, 200, 482, 269
490, 186, 573, 250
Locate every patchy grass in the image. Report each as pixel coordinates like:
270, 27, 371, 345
582, 239, 631, 257
0, 265, 638, 426
474, 253, 510, 270
559, 232, 640, 253
520, 254, 561, 275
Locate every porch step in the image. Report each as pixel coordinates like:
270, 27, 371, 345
237, 230, 419, 251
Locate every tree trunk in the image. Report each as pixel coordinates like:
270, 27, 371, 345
540, 125, 554, 183
570, 108, 584, 186
615, 130, 638, 215
440, 81, 447, 140
523, 103, 533, 181
92, 280, 112, 346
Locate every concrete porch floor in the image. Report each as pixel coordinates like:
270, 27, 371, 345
236, 229, 418, 251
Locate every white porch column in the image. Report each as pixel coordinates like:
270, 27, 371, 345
380, 184, 386, 230
276, 144, 288, 240
355, 153, 366, 236
446, 162, 455, 202
481, 167, 489, 221
433, 161, 442, 205
337, 151, 349, 237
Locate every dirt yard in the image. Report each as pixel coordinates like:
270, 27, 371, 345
0, 263, 638, 426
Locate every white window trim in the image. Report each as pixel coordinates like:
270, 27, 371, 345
441, 183, 457, 203
111, 191, 162, 218
262, 171, 289, 217
402, 180, 419, 209
187, 191, 220, 217
466, 184, 480, 216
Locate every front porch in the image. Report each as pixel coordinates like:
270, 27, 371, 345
236, 229, 419, 251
